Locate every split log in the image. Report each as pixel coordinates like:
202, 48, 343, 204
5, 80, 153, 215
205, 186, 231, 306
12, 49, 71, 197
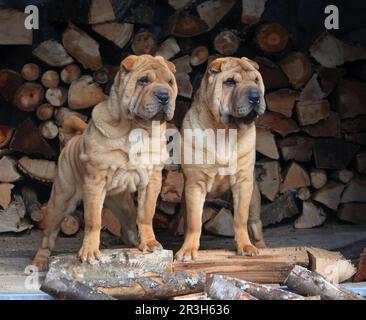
197, 0, 237, 30
295, 100, 330, 126
41, 270, 115, 300
93, 68, 109, 85
161, 170, 184, 203
0, 156, 22, 183
294, 201, 327, 229
0, 195, 32, 233
36, 104, 54, 121
284, 265, 364, 300
0, 126, 14, 149
14, 83, 44, 112
155, 37, 180, 60
297, 187, 311, 201
39, 121, 59, 140
255, 127, 279, 160
345, 132, 366, 147
337, 80, 366, 119
0, 183, 14, 210
313, 182, 345, 211
256, 112, 299, 137
92, 22, 133, 49
63, 24, 103, 71
157, 201, 177, 216
204, 208, 234, 237
33, 40, 74, 68
88, 0, 115, 24
278, 136, 313, 162
68, 76, 106, 110
131, 32, 158, 55
18, 156, 56, 183
173, 292, 210, 300
168, 12, 209, 38
60, 64, 81, 84
202, 206, 218, 224
261, 192, 299, 227
0, 69, 23, 102
174, 247, 309, 284
191, 46, 209, 66
45, 87, 68, 107
330, 170, 354, 184
10, 118, 56, 158
168, 0, 193, 10
338, 203, 366, 224
265, 89, 299, 118
354, 249, 366, 282
255, 22, 289, 54
41, 71, 60, 89
299, 74, 325, 101
302, 112, 341, 138
313, 138, 359, 170
310, 33, 366, 68
356, 153, 366, 174
21, 63, 41, 82
255, 160, 281, 201
341, 115, 366, 133
206, 274, 303, 300
310, 169, 327, 189
241, 0, 267, 25
279, 52, 312, 89
341, 179, 366, 204
20, 185, 42, 223
256, 57, 289, 90
61, 210, 82, 236
101, 207, 121, 237
205, 274, 257, 300
0, 8, 33, 45
307, 248, 356, 284
280, 162, 310, 193
317, 67, 345, 96
214, 31, 240, 55
173, 55, 193, 99
54, 107, 88, 127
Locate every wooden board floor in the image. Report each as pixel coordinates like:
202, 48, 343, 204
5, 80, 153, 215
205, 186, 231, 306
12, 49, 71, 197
1, 220, 366, 293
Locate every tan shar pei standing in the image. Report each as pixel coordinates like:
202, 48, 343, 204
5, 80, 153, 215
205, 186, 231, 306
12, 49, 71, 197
32, 55, 177, 270
176, 57, 266, 261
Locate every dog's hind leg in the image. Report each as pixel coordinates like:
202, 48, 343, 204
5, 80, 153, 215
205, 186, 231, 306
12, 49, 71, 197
32, 179, 80, 271
104, 193, 139, 247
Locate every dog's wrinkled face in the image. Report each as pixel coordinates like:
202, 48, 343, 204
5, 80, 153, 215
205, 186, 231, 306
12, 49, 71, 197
114, 55, 178, 122
203, 57, 266, 129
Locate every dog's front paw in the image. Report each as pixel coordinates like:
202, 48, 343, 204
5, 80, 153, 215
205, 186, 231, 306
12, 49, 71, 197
78, 244, 101, 264
236, 243, 259, 256
138, 239, 163, 252
32, 248, 51, 271
175, 246, 198, 262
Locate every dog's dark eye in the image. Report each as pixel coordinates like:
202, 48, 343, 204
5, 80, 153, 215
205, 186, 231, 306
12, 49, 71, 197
224, 78, 236, 86
138, 76, 149, 85
168, 79, 174, 86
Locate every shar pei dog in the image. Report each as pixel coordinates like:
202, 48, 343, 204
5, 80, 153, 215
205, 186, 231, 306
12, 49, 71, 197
32, 55, 177, 270
176, 57, 266, 261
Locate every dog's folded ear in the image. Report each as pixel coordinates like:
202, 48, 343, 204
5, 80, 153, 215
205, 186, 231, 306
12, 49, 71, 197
121, 55, 140, 71
241, 57, 259, 70
164, 60, 176, 74
208, 59, 224, 74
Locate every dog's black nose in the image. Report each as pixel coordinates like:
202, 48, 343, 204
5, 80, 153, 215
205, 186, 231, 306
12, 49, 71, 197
155, 90, 169, 105
248, 90, 260, 106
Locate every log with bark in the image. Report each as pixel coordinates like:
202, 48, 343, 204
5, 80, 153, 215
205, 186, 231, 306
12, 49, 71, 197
0, 126, 14, 149
255, 22, 289, 54
284, 265, 364, 300
131, 31, 158, 55
45, 86, 67, 108
17, 156, 56, 183
36, 104, 54, 121
0, 156, 22, 183
33, 40, 74, 67
14, 83, 45, 112
60, 64, 81, 84
41, 71, 60, 89
61, 210, 82, 236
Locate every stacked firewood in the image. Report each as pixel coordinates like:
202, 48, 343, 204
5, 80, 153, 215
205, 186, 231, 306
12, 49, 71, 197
0, 0, 366, 237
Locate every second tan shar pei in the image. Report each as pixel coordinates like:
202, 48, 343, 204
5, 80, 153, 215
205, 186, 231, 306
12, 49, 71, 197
176, 57, 266, 261
32, 55, 177, 270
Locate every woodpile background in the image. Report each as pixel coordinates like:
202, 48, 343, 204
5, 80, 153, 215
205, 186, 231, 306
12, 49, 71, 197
0, 0, 366, 238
